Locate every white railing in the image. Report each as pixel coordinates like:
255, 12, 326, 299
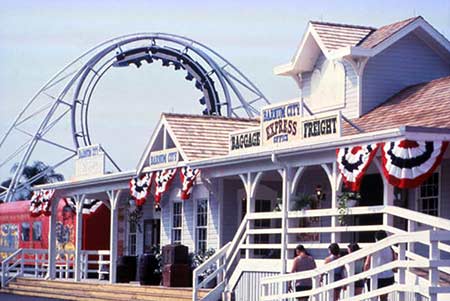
80, 250, 110, 280
192, 242, 231, 301
193, 204, 450, 301
260, 230, 450, 301
1, 248, 110, 287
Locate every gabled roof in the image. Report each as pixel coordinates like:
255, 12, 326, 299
343, 76, 450, 136
163, 113, 259, 161
275, 16, 450, 76
358, 16, 420, 48
310, 21, 375, 51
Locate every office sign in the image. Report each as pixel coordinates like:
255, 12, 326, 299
261, 99, 301, 146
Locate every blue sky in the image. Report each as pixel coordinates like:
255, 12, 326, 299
0, 0, 449, 179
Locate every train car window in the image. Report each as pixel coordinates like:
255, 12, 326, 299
21, 223, 30, 241
32, 221, 42, 241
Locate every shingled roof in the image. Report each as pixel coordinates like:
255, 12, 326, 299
311, 16, 422, 52
343, 76, 450, 136
163, 113, 259, 161
310, 21, 375, 51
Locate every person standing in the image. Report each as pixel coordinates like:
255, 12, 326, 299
347, 243, 365, 296
364, 231, 396, 301
323, 243, 346, 301
289, 244, 317, 301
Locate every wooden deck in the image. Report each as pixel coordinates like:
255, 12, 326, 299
1, 277, 210, 301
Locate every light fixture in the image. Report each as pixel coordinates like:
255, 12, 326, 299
154, 203, 161, 211
315, 185, 325, 201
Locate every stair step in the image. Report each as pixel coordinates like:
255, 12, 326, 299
7, 282, 193, 301
4, 277, 211, 301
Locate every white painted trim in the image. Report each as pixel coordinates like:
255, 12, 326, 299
136, 119, 165, 174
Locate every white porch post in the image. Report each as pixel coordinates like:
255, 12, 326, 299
107, 189, 121, 284
383, 183, 395, 228
331, 162, 338, 243
47, 199, 58, 279
74, 194, 85, 282
281, 167, 291, 275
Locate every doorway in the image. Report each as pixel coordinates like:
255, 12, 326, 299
144, 219, 160, 253
356, 174, 383, 242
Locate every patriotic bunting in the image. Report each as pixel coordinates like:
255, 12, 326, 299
180, 167, 200, 200
29, 189, 55, 217
129, 172, 153, 207
154, 168, 178, 203
336, 144, 379, 191
66, 198, 103, 215
381, 140, 449, 189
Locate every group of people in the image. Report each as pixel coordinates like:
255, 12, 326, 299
290, 230, 396, 301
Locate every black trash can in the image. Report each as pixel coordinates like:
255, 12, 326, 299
138, 253, 161, 285
116, 255, 137, 283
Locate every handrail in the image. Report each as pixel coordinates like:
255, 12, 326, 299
193, 242, 231, 301
260, 230, 449, 301
1, 248, 24, 287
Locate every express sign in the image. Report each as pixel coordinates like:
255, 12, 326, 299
261, 100, 301, 146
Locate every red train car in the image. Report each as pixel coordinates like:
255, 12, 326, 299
0, 199, 110, 261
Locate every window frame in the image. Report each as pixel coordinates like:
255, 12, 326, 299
171, 201, 183, 245
32, 221, 42, 242
416, 169, 441, 217
195, 198, 208, 253
21, 222, 30, 242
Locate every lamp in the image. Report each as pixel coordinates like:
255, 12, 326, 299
154, 203, 161, 211
315, 185, 325, 201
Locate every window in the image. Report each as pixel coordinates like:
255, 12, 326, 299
418, 172, 439, 216
32, 222, 42, 241
172, 202, 182, 244
128, 221, 137, 256
21, 223, 30, 241
196, 199, 208, 253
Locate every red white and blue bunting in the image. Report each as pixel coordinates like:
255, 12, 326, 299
154, 168, 178, 203
180, 167, 200, 200
381, 140, 449, 189
29, 189, 55, 217
66, 198, 103, 215
336, 144, 379, 191
129, 172, 153, 207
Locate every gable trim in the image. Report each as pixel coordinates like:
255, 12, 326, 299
136, 116, 189, 175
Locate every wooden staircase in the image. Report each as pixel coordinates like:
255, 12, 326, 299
1, 278, 210, 301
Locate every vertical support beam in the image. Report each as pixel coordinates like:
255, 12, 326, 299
47, 198, 58, 280
281, 167, 291, 275
74, 194, 85, 281
107, 189, 121, 284
429, 237, 439, 301
331, 162, 338, 242
398, 243, 406, 300
383, 183, 395, 228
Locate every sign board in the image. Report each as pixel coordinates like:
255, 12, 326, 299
229, 127, 261, 153
261, 99, 301, 146
301, 112, 341, 141
150, 148, 179, 167
75, 144, 105, 178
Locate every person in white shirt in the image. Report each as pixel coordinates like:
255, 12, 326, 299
364, 230, 396, 301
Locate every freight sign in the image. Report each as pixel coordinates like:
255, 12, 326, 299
229, 127, 261, 153
261, 99, 301, 146
301, 112, 341, 140
150, 148, 179, 167
75, 144, 105, 178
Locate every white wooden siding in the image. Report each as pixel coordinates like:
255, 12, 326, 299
362, 32, 450, 114
234, 271, 279, 301
302, 53, 359, 118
